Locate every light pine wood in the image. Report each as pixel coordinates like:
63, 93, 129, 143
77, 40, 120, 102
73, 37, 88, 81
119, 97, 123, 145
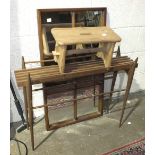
51, 27, 121, 73
97, 42, 116, 68
76, 44, 84, 50
52, 51, 60, 62
51, 27, 121, 45
55, 43, 67, 73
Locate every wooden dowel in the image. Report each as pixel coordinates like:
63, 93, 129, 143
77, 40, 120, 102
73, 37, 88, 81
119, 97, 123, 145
24, 51, 118, 65
25, 59, 55, 64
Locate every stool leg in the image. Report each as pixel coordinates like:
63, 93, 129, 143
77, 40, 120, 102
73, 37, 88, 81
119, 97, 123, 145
26, 73, 34, 150
119, 58, 138, 127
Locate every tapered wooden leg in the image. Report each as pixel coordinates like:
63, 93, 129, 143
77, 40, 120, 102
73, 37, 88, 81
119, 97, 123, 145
22, 56, 29, 129
23, 86, 29, 129
119, 58, 138, 127
98, 74, 104, 115
55, 44, 67, 73
109, 45, 121, 105
109, 71, 118, 105
97, 43, 115, 68
73, 81, 77, 120
43, 85, 50, 130
26, 73, 34, 150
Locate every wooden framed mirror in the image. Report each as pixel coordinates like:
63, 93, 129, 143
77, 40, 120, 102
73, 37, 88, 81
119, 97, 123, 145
37, 8, 107, 66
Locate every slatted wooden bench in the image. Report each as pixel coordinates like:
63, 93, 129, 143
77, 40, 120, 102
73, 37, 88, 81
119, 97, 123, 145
15, 56, 134, 87
14, 56, 138, 150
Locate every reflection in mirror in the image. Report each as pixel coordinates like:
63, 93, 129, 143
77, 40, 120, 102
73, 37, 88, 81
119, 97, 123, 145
76, 11, 104, 27
75, 11, 104, 49
41, 12, 71, 24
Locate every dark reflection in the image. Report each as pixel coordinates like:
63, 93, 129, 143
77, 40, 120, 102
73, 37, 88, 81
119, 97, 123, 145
76, 11, 103, 27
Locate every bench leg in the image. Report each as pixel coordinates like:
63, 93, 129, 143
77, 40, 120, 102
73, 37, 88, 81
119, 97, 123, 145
98, 74, 104, 115
43, 87, 50, 130
109, 71, 118, 106
119, 58, 138, 127
23, 86, 29, 129
22, 56, 29, 129
26, 74, 34, 150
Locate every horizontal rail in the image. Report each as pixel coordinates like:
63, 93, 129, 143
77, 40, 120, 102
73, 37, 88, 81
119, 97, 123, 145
32, 75, 113, 92
24, 52, 118, 64
32, 89, 126, 109
67, 48, 118, 56
25, 59, 55, 64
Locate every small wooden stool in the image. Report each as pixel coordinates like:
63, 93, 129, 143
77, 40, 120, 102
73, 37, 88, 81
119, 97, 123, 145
51, 27, 121, 73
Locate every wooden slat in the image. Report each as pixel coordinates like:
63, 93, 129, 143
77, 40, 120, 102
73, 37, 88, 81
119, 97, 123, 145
15, 59, 131, 81
15, 58, 131, 79
15, 57, 134, 87
15, 56, 130, 76
15, 59, 132, 82
16, 64, 131, 87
